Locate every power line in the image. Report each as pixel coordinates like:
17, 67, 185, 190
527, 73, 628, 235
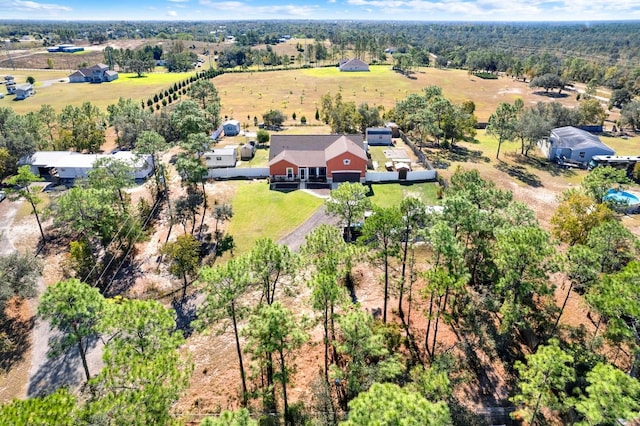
102, 194, 164, 295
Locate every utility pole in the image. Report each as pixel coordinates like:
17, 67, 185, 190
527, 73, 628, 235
4, 41, 16, 70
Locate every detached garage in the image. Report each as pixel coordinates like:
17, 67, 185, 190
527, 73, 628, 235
540, 126, 614, 167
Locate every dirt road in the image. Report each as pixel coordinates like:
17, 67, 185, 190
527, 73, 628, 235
0, 200, 18, 256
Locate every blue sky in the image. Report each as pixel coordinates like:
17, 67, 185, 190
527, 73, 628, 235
2, 0, 640, 21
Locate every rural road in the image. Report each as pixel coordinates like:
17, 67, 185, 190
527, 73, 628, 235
0, 197, 103, 397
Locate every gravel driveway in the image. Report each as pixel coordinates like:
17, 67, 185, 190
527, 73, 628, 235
277, 204, 340, 252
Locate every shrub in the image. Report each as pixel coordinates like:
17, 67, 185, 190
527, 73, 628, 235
257, 129, 270, 144
473, 72, 498, 80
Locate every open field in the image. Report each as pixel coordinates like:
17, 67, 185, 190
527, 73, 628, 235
2, 64, 607, 128
0, 70, 194, 114
213, 65, 591, 126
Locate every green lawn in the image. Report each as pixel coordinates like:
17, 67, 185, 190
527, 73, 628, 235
236, 147, 269, 168
368, 146, 390, 171
2, 71, 195, 114
227, 181, 324, 254
601, 135, 640, 156
368, 182, 440, 208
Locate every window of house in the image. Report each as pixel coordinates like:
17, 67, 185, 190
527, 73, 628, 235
286, 167, 294, 179
216, 157, 222, 161
343, 159, 351, 166
579, 152, 585, 158
205, 156, 211, 161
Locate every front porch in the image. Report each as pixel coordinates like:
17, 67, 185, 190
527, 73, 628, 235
270, 166, 328, 183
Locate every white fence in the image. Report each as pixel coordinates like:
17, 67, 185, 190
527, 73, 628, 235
208, 167, 269, 179
366, 171, 398, 182
365, 170, 437, 183
407, 170, 437, 180
206, 168, 436, 182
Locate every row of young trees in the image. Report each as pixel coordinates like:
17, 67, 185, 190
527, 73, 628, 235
0, 74, 222, 182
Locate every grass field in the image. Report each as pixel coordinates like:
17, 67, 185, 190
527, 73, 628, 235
226, 181, 324, 254
212, 66, 586, 127
368, 182, 440, 208
0, 70, 194, 114
3, 64, 591, 126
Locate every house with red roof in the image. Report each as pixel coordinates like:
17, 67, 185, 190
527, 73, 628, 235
268, 134, 367, 189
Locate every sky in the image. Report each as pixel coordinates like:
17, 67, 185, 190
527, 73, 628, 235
2, 0, 640, 22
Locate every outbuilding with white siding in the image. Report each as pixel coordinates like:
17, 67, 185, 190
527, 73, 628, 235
22, 151, 153, 181
204, 146, 238, 168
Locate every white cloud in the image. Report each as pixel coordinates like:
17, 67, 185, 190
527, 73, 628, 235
3, 0, 72, 11
328, 0, 336, 3
198, 0, 245, 10
168, 0, 189, 2
343, 0, 640, 20
198, 0, 319, 17
167, 9, 178, 16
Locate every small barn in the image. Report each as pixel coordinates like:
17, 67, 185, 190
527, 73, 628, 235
366, 127, 393, 146
204, 146, 238, 168
240, 141, 256, 160
540, 126, 614, 167
338, 58, 370, 72
385, 122, 400, 138
222, 120, 241, 136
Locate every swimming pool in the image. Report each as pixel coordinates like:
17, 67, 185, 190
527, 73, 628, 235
604, 189, 640, 206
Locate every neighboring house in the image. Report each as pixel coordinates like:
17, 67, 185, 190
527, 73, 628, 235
539, 126, 614, 167
338, 58, 370, 72
69, 63, 119, 83
366, 127, 393, 146
22, 151, 153, 181
222, 120, 241, 136
269, 134, 367, 189
204, 146, 238, 168
15, 83, 34, 100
